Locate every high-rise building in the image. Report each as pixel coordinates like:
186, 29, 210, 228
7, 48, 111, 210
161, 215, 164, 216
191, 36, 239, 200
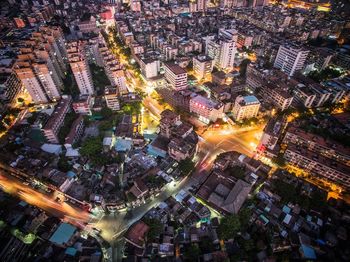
0, 72, 22, 104
193, 55, 213, 81
206, 31, 237, 71
274, 45, 310, 76
67, 41, 94, 95
232, 95, 260, 121
15, 61, 61, 104
140, 59, 160, 79
12, 27, 68, 104
164, 63, 188, 91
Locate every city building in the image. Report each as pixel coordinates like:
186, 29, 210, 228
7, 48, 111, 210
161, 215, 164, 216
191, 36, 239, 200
72, 95, 94, 115
104, 86, 120, 111
232, 95, 260, 121
42, 95, 72, 144
274, 45, 310, 76
64, 115, 84, 149
163, 62, 188, 91
205, 29, 237, 71
67, 41, 94, 95
193, 55, 213, 81
15, 61, 61, 104
139, 58, 159, 79
159, 109, 181, 138
207, 39, 237, 71
0, 72, 22, 104
283, 125, 350, 167
189, 95, 224, 124
258, 116, 287, 156
284, 144, 350, 191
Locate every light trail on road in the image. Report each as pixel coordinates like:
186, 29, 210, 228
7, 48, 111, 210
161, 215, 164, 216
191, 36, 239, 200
0, 172, 92, 227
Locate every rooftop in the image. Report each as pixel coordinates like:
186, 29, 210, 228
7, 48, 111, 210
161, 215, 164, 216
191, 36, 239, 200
243, 95, 260, 104
124, 221, 150, 248
164, 62, 186, 75
49, 223, 77, 245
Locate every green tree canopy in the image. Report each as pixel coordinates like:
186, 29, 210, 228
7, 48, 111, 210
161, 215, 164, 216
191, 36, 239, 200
57, 156, 72, 172
218, 215, 241, 240
184, 244, 200, 261
80, 136, 103, 159
100, 106, 113, 120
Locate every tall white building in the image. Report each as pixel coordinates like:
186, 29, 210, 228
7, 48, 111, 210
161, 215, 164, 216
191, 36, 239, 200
140, 59, 160, 79
207, 36, 237, 71
12, 27, 68, 104
164, 63, 188, 91
193, 55, 213, 81
15, 61, 61, 104
232, 95, 260, 121
274, 45, 310, 76
67, 41, 94, 95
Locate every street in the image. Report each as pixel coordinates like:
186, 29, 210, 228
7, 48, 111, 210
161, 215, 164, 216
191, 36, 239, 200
0, 121, 264, 261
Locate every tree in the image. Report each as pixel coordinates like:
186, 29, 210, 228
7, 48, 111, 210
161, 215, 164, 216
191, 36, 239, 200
100, 106, 113, 120
122, 102, 142, 115
80, 136, 114, 166
271, 178, 297, 203
218, 215, 241, 240
184, 244, 200, 261
272, 153, 286, 167
80, 136, 103, 159
178, 158, 195, 175
57, 156, 72, 172
199, 237, 214, 253
99, 120, 114, 132
238, 208, 252, 231
143, 218, 162, 242
26, 113, 37, 125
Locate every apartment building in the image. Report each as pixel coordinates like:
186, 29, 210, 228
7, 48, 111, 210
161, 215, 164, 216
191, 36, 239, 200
42, 95, 72, 144
189, 94, 224, 124
164, 62, 188, 91
283, 125, 350, 167
72, 95, 94, 115
15, 61, 61, 104
232, 95, 260, 121
274, 45, 310, 76
97, 39, 128, 94
0, 72, 22, 104
11, 27, 67, 104
193, 55, 213, 81
159, 109, 181, 138
104, 86, 120, 111
284, 144, 350, 191
293, 84, 317, 108
258, 116, 287, 156
261, 83, 294, 111
67, 41, 94, 95
64, 115, 85, 149
207, 39, 236, 71
139, 58, 159, 79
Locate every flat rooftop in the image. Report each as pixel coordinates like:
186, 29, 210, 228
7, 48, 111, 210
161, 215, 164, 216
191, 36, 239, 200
164, 62, 186, 75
